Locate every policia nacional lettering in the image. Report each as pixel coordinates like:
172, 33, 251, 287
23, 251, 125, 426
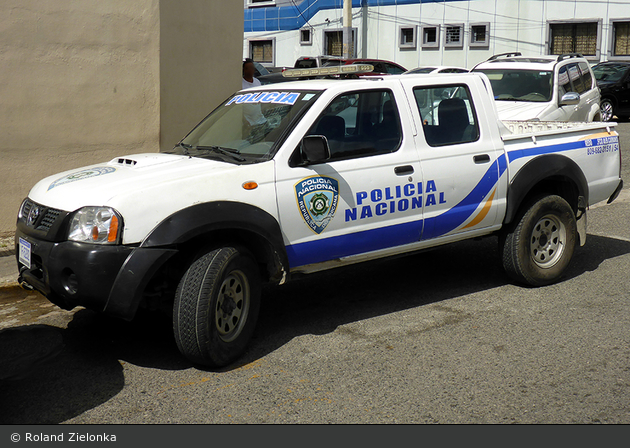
345, 180, 446, 222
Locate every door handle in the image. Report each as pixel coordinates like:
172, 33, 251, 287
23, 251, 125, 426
473, 154, 490, 164
394, 165, 414, 175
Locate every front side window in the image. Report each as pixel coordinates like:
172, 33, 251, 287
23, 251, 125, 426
558, 65, 573, 96
413, 85, 479, 147
475, 69, 553, 102
173, 90, 321, 163
303, 90, 402, 163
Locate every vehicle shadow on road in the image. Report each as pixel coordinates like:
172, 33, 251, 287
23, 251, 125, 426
0, 305, 189, 424
239, 232, 630, 367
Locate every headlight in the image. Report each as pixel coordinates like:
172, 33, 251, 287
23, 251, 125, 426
68, 206, 122, 244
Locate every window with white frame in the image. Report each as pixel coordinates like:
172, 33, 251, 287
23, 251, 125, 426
421, 25, 439, 49
444, 24, 464, 48
300, 28, 313, 46
470, 23, 490, 48
249, 39, 274, 64
613, 21, 630, 56
399, 26, 417, 49
549, 21, 599, 56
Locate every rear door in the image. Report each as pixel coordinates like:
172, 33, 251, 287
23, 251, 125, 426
400, 76, 507, 241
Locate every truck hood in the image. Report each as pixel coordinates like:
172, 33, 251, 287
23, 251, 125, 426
29, 153, 239, 211
27, 153, 278, 244
494, 101, 550, 121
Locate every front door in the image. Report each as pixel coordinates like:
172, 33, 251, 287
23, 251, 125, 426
275, 86, 424, 271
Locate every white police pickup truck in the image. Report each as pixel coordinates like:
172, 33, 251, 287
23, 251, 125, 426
15, 69, 623, 367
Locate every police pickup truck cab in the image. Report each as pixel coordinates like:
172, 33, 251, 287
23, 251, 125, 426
15, 69, 623, 367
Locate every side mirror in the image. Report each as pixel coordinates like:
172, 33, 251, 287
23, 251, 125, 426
301, 135, 331, 164
560, 92, 580, 106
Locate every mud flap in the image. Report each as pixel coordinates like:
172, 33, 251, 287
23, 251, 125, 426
576, 196, 587, 247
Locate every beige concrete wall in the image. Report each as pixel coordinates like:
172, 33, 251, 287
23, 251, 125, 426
159, 1, 243, 152
0, 0, 242, 235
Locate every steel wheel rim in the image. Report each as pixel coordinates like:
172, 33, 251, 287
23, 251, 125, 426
215, 270, 249, 342
530, 214, 566, 268
601, 101, 613, 122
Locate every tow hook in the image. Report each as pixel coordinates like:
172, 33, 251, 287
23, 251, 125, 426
18, 266, 34, 291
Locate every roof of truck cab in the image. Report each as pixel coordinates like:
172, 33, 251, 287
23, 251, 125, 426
238, 72, 484, 94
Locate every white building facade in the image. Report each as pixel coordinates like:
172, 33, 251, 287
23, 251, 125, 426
244, 0, 630, 70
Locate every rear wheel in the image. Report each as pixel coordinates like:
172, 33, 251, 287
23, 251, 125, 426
173, 247, 261, 367
500, 195, 577, 286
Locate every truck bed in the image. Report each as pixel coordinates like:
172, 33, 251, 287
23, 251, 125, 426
501, 120, 617, 141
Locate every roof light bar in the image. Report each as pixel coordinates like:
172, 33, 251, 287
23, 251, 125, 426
282, 64, 374, 78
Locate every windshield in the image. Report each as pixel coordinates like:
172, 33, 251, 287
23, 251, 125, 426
475, 69, 553, 102
173, 90, 322, 163
593, 64, 628, 83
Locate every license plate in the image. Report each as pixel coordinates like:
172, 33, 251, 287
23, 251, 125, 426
18, 237, 31, 269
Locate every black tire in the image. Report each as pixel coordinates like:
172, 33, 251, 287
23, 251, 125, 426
173, 247, 261, 367
500, 195, 577, 287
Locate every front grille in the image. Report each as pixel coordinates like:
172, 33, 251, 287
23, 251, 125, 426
20, 199, 64, 236
36, 208, 61, 231
21, 199, 33, 218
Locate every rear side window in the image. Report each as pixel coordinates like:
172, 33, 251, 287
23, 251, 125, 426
413, 85, 480, 146
305, 89, 402, 162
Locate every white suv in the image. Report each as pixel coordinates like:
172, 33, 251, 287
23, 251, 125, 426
472, 52, 601, 122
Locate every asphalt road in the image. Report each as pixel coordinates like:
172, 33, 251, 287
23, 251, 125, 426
1, 122, 629, 424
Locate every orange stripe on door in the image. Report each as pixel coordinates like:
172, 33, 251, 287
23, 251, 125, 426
462, 188, 496, 229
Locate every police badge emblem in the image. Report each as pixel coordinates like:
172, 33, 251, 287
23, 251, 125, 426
294, 176, 339, 234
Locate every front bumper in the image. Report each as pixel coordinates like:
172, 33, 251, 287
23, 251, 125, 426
15, 230, 177, 320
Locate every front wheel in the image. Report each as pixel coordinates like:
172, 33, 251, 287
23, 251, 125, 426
173, 247, 261, 367
600, 99, 615, 122
500, 195, 577, 286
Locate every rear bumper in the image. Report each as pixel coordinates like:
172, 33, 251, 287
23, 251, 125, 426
16, 230, 177, 320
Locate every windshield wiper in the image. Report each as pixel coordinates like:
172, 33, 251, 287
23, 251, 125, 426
195, 145, 246, 162
176, 142, 192, 155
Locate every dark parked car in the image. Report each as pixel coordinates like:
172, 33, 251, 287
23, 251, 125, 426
592, 61, 630, 121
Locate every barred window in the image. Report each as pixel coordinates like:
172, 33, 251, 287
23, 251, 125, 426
445, 25, 463, 47
549, 22, 598, 56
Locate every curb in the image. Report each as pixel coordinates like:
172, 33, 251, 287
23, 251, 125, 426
0, 283, 23, 294
0, 249, 14, 258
